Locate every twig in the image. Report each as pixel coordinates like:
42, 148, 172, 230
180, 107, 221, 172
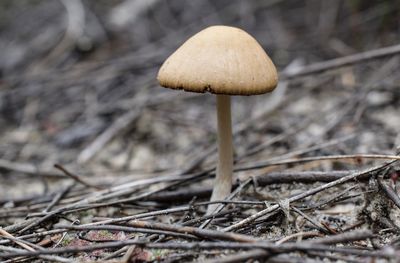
77, 107, 142, 164
304, 185, 359, 210
121, 244, 136, 263
235, 154, 400, 172
309, 230, 371, 245
3, 219, 38, 234
290, 207, 331, 234
18, 210, 62, 234
182, 208, 240, 226
280, 43, 400, 79
308, 251, 364, 263
58, 224, 198, 240
240, 116, 352, 160
42, 182, 75, 213
0, 159, 61, 177
257, 134, 355, 163
202, 249, 270, 263
255, 170, 354, 185
108, 0, 160, 30
0, 228, 34, 252
378, 179, 400, 209
275, 231, 322, 245
54, 164, 102, 190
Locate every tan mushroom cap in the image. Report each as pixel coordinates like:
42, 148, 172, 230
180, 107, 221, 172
157, 25, 278, 95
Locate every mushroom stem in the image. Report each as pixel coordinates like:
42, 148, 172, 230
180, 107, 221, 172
208, 95, 233, 214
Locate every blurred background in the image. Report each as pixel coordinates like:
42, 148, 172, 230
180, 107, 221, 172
1, 0, 400, 200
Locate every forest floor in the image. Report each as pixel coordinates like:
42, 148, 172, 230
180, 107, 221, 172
1, 1, 400, 262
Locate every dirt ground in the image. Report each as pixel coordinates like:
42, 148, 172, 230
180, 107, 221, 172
1, 1, 400, 262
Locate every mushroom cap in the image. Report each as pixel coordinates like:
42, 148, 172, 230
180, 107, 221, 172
157, 25, 278, 95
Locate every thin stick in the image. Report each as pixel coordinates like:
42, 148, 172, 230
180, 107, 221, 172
182, 208, 240, 226
0, 159, 60, 177
42, 182, 75, 213
378, 179, 400, 209
235, 154, 400, 172
77, 108, 142, 164
54, 164, 102, 190
58, 225, 198, 240
290, 207, 331, 234
280, 43, 400, 79
0, 228, 34, 252
275, 231, 322, 245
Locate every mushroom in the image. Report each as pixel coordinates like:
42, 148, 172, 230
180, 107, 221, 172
157, 25, 278, 213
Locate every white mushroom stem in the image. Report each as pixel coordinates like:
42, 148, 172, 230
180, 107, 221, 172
208, 95, 233, 214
